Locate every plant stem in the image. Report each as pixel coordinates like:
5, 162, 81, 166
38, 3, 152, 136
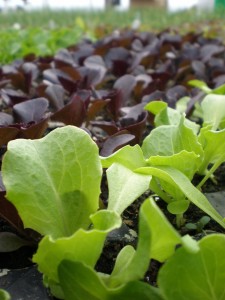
197, 153, 225, 189
176, 213, 185, 228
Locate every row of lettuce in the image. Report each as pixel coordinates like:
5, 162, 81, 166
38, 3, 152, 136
1, 86, 225, 299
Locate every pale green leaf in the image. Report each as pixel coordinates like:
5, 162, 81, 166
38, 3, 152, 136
167, 200, 190, 215
201, 94, 225, 130
145, 101, 199, 133
100, 145, 146, 170
108, 198, 152, 287
148, 150, 201, 179
198, 126, 225, 174
139, 198, 181, 262
142, 118, 203, 159
158, 234, 225, 300
33, 210, 121, 285
2, 126, 102, 238
136, 166, 225, 229
58, 260, 163, 300
107, 163, 151, 214
59, 260, 108, 300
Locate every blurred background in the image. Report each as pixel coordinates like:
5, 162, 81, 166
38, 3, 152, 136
0, 0, 224, 64
0, 0, 220, 12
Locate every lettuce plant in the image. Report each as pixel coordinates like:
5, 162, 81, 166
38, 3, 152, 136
1, 125, 225, 299
1, 125, 150, 298
102, 95, 225, 228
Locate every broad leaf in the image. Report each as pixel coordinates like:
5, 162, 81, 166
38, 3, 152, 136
158, 234, 225, 300
59, 260, 163, 300
33, 210, 121, 290
2, 126, 102, 238
201, 94, 225, 130
59, 260, 108, 300
142, 118, 203, 159
198, 126, 225, 175
13, 98, 48, 123
107, 163, 151, 214
144, 101, 199, 134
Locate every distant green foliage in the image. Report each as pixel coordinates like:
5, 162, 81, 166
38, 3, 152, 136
0, 7, 225, 63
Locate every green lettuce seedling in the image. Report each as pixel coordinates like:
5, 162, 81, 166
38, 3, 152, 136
57, 198, 225, 300
1, 126, 150, 298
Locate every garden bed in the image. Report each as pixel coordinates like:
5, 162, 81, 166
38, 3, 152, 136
0, 27, 225, 299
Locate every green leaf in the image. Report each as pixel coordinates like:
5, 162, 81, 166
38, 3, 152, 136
144, 101, 199, 133
139, 198, 181, 262
148, 150, 201, 179
109, 282, 164, 300
0, 290, 10, 300
107, 163, 151, 214
108, 198, 152, 287
158, 234, 225, 300
59, 261, 164, 300
33, 210, 121, 285
101, 145, 146, 170
142, 118, 203, 159
198, 126, 225, 174
136, 166, 225, 229
188, 79, 212, 93
201, 94, 225, 130
2, 126, 102, 238
59, 260, 108, 300
212, 83, 225, 95
167, 200, 190, 215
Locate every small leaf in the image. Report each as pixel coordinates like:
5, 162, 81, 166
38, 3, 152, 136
167, 200, 190, 215
188, 79, 212, 93
0, 232, 31, 252
100, 132, 135, 157
107, 163, 151, 215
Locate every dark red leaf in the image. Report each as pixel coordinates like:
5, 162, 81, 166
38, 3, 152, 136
51, 94, 86, 126
13, 98, 49, 123
100, 130, 135, 157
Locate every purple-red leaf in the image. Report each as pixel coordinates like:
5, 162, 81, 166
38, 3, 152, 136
13, 98, 49, 123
